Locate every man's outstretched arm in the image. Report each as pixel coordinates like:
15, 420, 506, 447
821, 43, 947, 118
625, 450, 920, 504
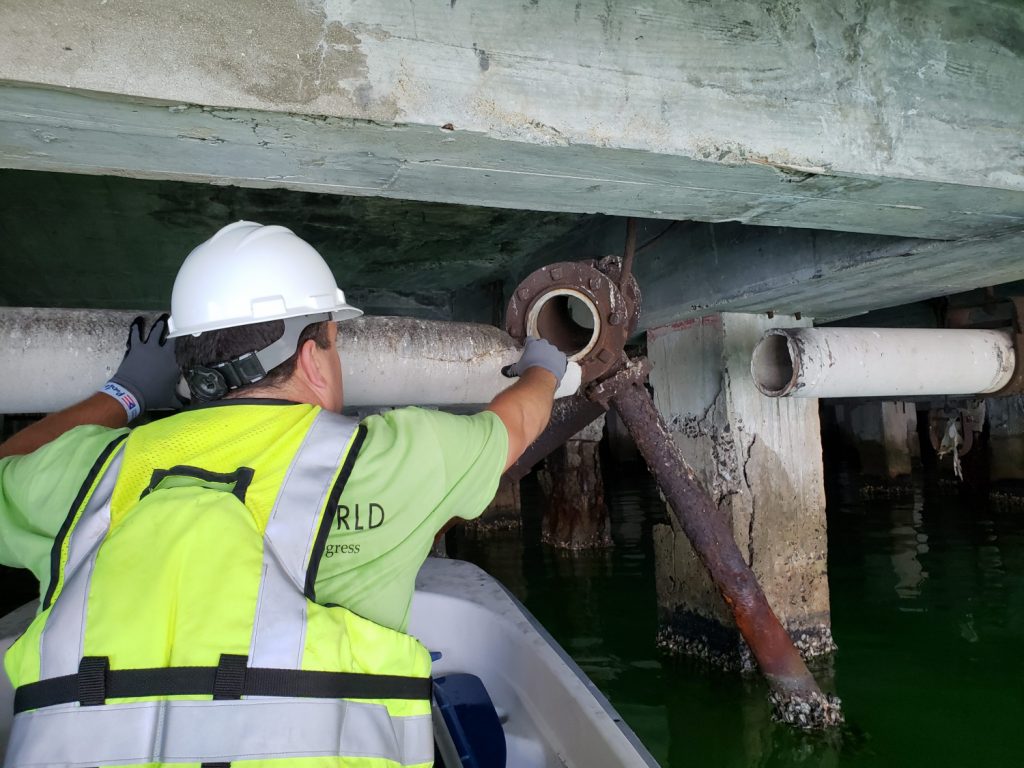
0, 394, 128, 459
486, 367, 559, 472
0, 315, 179, 458
486, 337, 567, 472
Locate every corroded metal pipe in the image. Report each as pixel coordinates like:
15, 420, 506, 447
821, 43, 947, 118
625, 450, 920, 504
508, 255, 842, 727
504, 395, 605, 482
590, 361, 842, 728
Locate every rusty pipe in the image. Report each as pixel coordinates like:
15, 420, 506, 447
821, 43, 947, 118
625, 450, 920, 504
506, 256, 840, 727
591, 362, 842, 728
504, 394, 606, 482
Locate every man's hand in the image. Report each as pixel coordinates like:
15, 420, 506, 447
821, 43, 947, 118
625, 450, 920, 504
489, 338, 568, 471
501, 337, 568, 383
102, 314, 180, 422
0, 315, 181, 458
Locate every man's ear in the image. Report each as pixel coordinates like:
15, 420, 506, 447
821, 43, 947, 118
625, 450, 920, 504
295, 338, 328, 388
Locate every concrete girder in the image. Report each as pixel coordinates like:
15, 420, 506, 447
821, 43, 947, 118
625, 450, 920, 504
637, 225, 1024, 327
1, 0, 1023, 239
534, 218, 1024, 328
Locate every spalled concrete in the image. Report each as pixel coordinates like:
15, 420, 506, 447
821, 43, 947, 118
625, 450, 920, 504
648, 313, 833, 668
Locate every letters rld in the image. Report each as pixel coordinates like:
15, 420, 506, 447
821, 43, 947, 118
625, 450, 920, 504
336, 502, 384, 531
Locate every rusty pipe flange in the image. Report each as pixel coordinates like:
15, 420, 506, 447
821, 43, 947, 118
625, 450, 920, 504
506, 258, 641, 384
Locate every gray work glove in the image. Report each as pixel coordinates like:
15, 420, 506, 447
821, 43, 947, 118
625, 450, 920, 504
502, 336, 568, 383
102, 314, 180, 421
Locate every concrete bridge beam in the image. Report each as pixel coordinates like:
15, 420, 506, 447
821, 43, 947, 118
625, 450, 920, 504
535, 218, 1024, 331
1, 1, 1022, 240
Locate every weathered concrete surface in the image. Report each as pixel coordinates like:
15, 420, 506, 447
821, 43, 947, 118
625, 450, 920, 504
537, 413, 609, 550
883, 402, 918, 476
1, 0, 1022, 238
649, 313, 833, 667
4, 167, 1022, 329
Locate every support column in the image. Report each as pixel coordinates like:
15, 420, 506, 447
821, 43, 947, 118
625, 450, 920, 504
842, 402, 917, 482
649, 314, 834, 668
466, 475, 523, 534
988, 395, 1024, 496
537, 414, 610, 549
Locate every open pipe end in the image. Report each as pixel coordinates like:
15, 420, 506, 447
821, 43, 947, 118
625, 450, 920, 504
526, 289, 601, 362
750, 331, 799, 397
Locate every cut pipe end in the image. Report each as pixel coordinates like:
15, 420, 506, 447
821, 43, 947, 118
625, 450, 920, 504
751, 331, 798, 397
526, 289, 601, 362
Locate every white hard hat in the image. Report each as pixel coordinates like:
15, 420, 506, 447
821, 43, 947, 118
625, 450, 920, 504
166, 221, 362, 338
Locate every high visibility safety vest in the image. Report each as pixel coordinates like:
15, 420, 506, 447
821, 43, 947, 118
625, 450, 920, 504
3, 406, 435, 768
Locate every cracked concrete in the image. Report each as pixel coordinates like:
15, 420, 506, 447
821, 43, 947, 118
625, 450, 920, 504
649, 312, 832, 661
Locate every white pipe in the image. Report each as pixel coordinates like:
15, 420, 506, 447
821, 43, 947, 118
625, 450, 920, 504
751, 327, 1016, 398
0, 308, 581, 413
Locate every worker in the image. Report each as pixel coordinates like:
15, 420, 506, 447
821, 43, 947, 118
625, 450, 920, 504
0, 221, 568, 767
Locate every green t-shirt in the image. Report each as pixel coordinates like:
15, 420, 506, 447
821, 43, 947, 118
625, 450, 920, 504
0, 405, 507, 633
317, 407, 508, 631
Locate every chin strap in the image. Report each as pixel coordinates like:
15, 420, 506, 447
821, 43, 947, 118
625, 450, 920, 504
185, 313, 333, 402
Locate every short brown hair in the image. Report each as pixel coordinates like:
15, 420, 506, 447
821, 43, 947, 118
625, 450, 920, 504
175, 319, 332, 396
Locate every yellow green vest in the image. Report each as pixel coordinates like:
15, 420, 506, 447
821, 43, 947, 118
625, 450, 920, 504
4, 406, 434, 768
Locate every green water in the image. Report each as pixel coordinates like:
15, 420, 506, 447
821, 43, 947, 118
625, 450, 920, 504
453, 468, 1024, 767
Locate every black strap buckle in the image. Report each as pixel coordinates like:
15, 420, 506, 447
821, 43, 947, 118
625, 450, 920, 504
77, 656, 110, 707
212, 654, 248, 700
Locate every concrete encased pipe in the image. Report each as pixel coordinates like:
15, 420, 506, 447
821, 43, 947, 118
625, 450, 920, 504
751, 327, 1016, 398
0, 308, 581, 413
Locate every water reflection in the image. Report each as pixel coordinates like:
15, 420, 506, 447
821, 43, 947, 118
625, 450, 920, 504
455, 468, 1024, 767
888, 492, 929, 601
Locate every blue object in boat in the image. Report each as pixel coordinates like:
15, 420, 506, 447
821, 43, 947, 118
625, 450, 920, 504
433, 673, 507, 768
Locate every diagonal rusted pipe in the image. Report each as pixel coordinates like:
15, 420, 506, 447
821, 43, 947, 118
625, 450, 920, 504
506, 251, 841, 727
589, 360, 842, 729
504, 395, 606, 482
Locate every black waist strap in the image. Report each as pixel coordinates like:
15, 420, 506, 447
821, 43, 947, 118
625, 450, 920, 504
15, 654, 432, 714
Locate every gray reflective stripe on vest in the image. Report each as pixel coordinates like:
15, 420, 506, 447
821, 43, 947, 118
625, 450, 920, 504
249, 410, 358, 668
37, 447, 125, 680
4, 699, 433, 767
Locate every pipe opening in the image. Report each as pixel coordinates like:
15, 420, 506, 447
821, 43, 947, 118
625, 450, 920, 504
751, 332, 796, 396
526, 289, 601, 361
